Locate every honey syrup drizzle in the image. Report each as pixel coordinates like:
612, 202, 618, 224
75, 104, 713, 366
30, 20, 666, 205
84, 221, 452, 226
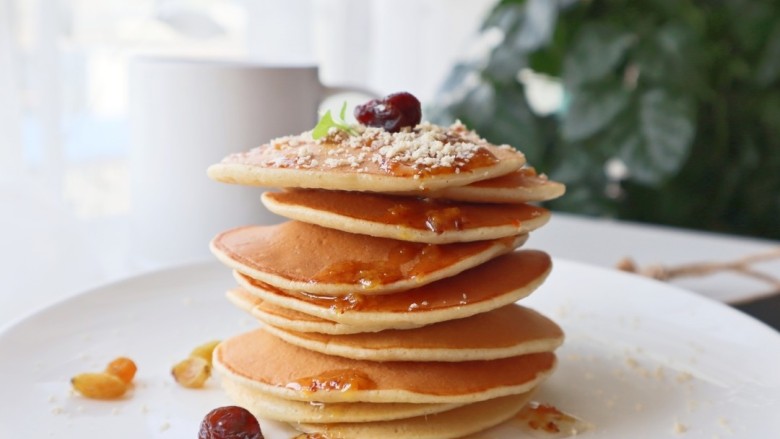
285, 369, 377, 393
377, 146, 499, 177
296, 292, 366, 314
271, 190, 546, 235
245, 250, 550, 313
310, 239, 496, 289
386, 202, 465, 233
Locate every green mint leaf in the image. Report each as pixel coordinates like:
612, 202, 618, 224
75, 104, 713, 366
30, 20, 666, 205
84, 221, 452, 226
312, 110, 336, 140
339, 101, 348, 120
312, 101, 356, 140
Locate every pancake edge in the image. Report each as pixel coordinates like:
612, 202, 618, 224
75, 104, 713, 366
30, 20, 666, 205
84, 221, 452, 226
263, 323, 564, 362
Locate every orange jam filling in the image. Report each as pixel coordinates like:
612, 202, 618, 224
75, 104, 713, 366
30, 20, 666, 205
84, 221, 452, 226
311, 239, 499, 288
286, 369, 377, 393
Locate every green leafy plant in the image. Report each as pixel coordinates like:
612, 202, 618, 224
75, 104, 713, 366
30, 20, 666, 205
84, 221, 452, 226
312, 102, 357, 140
431, 0, 780, 239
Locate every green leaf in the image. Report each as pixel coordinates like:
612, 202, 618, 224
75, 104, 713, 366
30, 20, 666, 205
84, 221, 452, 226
505, 0, 559, 52
312, 110, 336, 140
726, 1, 776, 53
618, 89, 696, 185
339, 101, 348, 120
488, 84, 544, 164
481, 2, 525, 33
563, 24, 635, 86
433, 62, 481, 106
561, 83, 631, 142
485, 44, 528, 83
523, 0, 585, 77
548, 142, 616, 216
312, 102, 357, 140
482, 0, 561, 84
755, 21, 780, 86
450, 81, 497, 129
639, 90, 695, 171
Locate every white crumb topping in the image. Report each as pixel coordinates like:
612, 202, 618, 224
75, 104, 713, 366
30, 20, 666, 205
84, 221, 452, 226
234, 120, 513, 175
340, 121, 484, 171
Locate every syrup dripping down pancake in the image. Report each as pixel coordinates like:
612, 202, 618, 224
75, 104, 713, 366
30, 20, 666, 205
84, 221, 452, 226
226, 288, 380, 335
261, 190, 550, 244
233, 250, 552, 330
211, 221, 527, 296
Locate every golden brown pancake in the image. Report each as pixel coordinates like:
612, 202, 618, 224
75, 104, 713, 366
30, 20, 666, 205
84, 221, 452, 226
220, 379, 465, 423
296, 392, 534, 439
210, 221, 527, 296
233, 250, 552, 331
207, 122, 525, 192
262, 303, 564, 362
261, 190, 550, 244
423, 167, 566, 203
213, 328, 556, 403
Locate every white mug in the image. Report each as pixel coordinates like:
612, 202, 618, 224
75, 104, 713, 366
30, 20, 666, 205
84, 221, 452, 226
128, 57, 370, 268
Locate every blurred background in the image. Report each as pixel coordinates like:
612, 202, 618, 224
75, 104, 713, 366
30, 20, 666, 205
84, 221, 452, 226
0, 0, 492, 220
1, 0, 779, 319
0, 0, 498, 311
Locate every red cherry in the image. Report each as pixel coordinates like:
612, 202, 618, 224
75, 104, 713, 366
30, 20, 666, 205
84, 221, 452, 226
198, 406, 264, 439
354, 92, 422, 132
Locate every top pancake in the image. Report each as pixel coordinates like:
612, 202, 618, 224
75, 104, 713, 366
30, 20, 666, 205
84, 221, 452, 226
207, 121, 525, 192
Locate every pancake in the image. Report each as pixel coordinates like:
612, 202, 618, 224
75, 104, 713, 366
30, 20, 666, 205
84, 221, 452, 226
227, 289, 381, 335
233, 250, 552, 330
207, 122, 526, 192
220, 379, 464, 423
210, 221, 527, 296
213, 328, 556, 404
423, 167, 566, 203
296, 392, 534, 439
262, 304, 564, 362
261, 190, 550, 244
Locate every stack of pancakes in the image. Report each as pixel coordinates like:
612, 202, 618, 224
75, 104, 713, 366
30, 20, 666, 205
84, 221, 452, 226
207, 121, 566, 438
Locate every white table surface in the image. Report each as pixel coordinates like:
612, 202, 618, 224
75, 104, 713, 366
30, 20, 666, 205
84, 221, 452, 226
2, 187, 778, 332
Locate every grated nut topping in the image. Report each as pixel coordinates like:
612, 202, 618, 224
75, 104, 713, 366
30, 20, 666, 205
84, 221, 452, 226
224, 121, 518, 177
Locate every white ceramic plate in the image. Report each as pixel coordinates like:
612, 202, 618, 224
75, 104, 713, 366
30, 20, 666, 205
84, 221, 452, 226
1, 259, 778, 438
